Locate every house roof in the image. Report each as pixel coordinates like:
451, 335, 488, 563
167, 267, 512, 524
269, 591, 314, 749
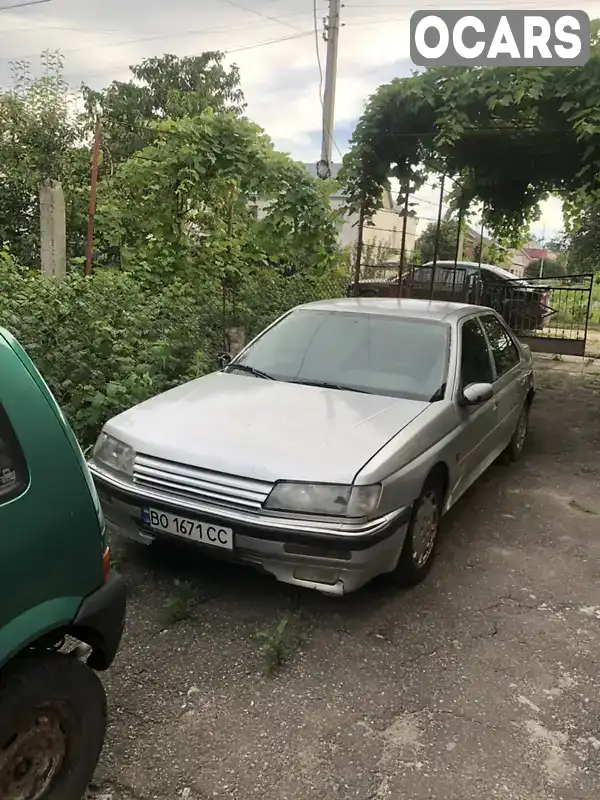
523, 247, 555, 261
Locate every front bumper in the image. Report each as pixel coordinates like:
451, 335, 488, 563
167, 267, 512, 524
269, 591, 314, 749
90, 466, 410, 595
72, 572, 127, 670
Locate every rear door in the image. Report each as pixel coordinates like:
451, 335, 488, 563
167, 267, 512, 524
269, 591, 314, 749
479, 313, 525, 444
451, 315, 499, 500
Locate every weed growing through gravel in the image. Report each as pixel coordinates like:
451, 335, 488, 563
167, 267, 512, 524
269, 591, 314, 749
163, 580, 195, 624
256, 615, 298, 676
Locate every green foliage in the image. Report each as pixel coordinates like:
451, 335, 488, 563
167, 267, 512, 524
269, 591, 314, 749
94, 113, 341, 289
341, 21, 600, 242
0, 51, 87, 266
163, 580, 196, 625
0, 247, 222, 446
0, 51, 346, 451
524, 256, 566, 279
563, 202, 600, 274
82, 52, 246, 166
416, 218, 460, 263
255, 615, 298, 676
472, 240, 504, 267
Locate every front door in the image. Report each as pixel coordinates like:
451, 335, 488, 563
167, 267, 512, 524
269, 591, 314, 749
449, 316, 499, 503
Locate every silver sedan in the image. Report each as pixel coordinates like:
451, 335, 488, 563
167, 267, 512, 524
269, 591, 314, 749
88, 298, 535, 595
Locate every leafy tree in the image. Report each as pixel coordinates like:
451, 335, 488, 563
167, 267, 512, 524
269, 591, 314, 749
0, 51, 86, 266
524, 256, 566, 279
416, 218, 460, 263
472, 240, 504, 266
82, 53, 246, 166
95, 113, 340, 289
563, 203, 600, 273
341, 21, 600, 242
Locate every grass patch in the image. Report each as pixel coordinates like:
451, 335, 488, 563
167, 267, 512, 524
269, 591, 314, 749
256, 615, 299, 676
163, 580, 195, 624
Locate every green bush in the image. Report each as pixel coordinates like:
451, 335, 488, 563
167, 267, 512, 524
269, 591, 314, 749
0, 248, 347, 449
0, 248, 222, 446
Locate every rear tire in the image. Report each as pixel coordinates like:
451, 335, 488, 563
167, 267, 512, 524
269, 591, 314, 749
0, 651, 107, 800
504, 402, 529, 463
391, 475, 443, 587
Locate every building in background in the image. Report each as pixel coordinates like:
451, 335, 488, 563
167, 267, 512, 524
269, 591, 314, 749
303, 163, 418, 257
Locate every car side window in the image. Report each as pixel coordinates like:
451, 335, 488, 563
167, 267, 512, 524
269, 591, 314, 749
480, 314, 520, 378
460, 318, 494, 387
0, 406, 28, 504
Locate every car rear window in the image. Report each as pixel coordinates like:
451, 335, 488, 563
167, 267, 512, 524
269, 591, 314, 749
0, 406, 28, 503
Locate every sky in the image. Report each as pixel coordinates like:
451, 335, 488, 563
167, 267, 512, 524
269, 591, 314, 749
2, 0, 599, 241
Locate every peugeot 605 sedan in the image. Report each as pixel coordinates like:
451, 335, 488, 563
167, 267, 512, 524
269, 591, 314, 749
88, 298, 535, 595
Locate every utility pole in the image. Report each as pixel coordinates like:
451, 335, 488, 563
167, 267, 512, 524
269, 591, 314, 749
315, 0, 341, 180
538, 224, 546, 279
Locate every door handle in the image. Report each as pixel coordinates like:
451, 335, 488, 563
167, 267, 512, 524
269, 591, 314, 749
492, 401, 499, 410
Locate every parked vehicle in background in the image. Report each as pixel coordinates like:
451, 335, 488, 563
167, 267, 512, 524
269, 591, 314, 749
354, 261, 551, 333
89, 298, 534, 596
418, 261, 551, 331
0, 327, 126, 800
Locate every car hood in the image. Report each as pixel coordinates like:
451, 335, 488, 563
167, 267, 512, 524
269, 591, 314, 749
104, 372, 429, 484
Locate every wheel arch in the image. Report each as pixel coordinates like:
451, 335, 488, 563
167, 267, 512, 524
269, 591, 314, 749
423, 461, 450, 504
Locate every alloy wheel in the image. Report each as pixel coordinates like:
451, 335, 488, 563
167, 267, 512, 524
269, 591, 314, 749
412, 491, 439, 568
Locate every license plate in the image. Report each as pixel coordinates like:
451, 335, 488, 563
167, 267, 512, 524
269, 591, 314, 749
142, 508, 233, 550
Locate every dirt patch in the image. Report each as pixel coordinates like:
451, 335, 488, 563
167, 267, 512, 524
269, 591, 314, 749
88, 355, 600, 800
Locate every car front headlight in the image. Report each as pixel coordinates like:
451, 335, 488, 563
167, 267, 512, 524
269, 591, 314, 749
264, 482, 382, 518
91, 432, 136, 477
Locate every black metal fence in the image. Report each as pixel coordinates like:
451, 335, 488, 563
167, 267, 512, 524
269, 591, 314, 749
350, 265, 595, 357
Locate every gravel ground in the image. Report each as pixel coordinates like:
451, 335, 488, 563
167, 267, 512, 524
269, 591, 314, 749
87, 355, 600, 800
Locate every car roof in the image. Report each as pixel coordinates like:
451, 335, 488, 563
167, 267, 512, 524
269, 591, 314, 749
423, 260, 529, 283
296, 297, 492, 322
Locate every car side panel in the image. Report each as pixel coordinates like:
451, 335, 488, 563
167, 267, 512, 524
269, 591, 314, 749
0, 331, 104, 668
355, 312, 532, 518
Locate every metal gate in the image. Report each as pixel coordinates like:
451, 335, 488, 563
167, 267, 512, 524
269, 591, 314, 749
477, 274, 594, 357
352, 267, 594, 357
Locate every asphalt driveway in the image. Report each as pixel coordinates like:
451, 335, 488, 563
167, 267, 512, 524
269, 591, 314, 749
88, 355, 600, 800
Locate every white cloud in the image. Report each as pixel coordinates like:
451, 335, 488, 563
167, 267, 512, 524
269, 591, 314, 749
2, 0, 600, 235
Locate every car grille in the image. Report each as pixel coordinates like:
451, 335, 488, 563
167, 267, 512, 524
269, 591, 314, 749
133, 454, 273, 511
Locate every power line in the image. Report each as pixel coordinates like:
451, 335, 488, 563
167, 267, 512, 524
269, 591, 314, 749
2, 11, 327, 61
0, 0, 51, 9
61, 30, 315, 81
226, 30, 313, 53
218, 0, 305, 33
2, 8, 327, 35
313, 0, 324, 105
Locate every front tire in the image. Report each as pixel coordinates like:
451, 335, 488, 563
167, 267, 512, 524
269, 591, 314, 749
0, 651, 107, 800
392, 476, 443, 587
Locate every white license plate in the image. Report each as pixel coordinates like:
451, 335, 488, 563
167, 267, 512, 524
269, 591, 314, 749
142, 508, 233, 550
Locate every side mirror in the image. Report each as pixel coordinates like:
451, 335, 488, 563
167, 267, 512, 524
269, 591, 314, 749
461, 382, 494, 406
217, 352, 232, 369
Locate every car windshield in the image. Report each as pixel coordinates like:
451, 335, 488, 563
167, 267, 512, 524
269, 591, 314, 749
227, 309, 450, 402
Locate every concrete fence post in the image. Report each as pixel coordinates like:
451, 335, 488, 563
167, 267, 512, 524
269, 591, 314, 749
39, 180, 66, 277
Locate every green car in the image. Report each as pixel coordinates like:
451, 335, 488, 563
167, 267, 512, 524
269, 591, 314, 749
0, 327, 127, 799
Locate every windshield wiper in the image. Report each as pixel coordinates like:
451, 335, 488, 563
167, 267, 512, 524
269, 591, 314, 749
226, 364, 275, 380
429, 384, 446, 403
290, 378, 371, 394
